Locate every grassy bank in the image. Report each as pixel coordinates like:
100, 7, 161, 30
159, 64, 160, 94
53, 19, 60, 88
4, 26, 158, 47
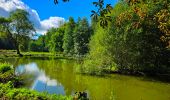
0, 50, 52, 57
2, 50, 170, 82
0, 50, 70, 59
76, 61, 170, 82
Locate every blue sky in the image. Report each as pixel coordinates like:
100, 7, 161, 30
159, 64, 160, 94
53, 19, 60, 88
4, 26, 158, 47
0, 0, 118, 35
22, 0, 118, 21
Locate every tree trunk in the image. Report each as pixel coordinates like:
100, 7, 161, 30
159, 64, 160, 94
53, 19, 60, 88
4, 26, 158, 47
16, 46, 20, 55
16, 43, 22, 57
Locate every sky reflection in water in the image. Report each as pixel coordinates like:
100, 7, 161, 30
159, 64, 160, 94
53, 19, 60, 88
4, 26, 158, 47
11, 58, 170, 100
15, 63, 65, 95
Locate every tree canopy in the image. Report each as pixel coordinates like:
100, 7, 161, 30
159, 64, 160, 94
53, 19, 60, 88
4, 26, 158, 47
81, 0, 170, 75
0, 9, 35, 55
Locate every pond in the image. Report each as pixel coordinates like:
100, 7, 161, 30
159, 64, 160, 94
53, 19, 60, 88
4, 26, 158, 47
1, 57, 170, 100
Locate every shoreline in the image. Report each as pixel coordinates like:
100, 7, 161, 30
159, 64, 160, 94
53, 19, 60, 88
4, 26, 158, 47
1, 50, 170, 83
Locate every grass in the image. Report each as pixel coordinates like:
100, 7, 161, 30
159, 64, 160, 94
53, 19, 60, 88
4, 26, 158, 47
0, 50, 55, 57
0, 50, 75, 60
0, 50, 53, 57
0, 50, 19, 57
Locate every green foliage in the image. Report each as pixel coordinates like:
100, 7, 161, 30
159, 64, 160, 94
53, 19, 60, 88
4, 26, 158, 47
81, 26, 114, 75
49, 25, 65, 53
0, 9, 35, 55
0, 37, 15, 50
29, 41, 40, 52
45, 28, 58, 49
9, 9, 35, 55
0, 82, 72, 100
29, 36, 47, 52
73, 18, 92, 56
0, 18, 15, 50
27, 16, 92, 57
0, 63, 23, 87
82, 0, 170, 75
63, 17, 76, 55
0, 63, 14, 83
38, 17, 92, 57
0, 63, 12, 73
91, 0, 113, 28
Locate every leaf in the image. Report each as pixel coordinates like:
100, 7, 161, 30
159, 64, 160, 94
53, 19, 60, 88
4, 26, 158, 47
91, 10, 96, 13
90, 14, 94, 17
106, 4, 113, 13
54, 0, 58, 4
63, 0, 69, 2
93, 2, 99, 7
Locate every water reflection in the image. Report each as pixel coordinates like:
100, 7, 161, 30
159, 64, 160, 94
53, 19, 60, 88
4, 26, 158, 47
15, 62, 65, 95
15, 63, 39, 75
2, 57, 170, 100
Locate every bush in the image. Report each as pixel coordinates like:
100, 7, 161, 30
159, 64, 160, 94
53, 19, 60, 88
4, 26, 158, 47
0, 63, 14, 83
0, 63, 22, 86
0, 63, 12, 73
82, 0, 170, 76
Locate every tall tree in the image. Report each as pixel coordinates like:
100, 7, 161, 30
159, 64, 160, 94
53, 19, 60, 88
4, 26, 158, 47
8, 9, 35, 55
0, 17, 15, 49
63, 17, 75, 55
1, 9, 35, 55
29, 35, 47, 52
82, 0, 170, 75
73, 18, 92, 56
49, 25, 65, 53
45, 28, 58, 50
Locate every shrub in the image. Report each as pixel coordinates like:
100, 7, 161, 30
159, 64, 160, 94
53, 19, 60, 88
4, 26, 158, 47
0, 63, 14, 83
0, 63, 22, 86
0, 63, 12, 73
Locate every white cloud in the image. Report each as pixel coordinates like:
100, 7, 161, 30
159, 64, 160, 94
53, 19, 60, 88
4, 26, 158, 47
39, 17, 65, 34
0, 0, 65, 35
36, 73, 58, 86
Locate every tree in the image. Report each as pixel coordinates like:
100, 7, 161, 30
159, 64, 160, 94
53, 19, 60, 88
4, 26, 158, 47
0, 17, 13, 41
8, 9, 35, 55
29, 35, 47, 52
0, 9, 35, 55
82, 0, 170, 75
91, 0, 113, 28
49, 25, 65, 53
0, 17, 15, 49
45, 28, 58, 50
63, 17, 75, 55
52, 0, 113, 28
73, 18, 92, 56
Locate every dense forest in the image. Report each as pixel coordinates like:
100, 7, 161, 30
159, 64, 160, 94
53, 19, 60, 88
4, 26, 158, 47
0, 0, 170, 76
0, 15, 92, 56
82, 0, 170, 76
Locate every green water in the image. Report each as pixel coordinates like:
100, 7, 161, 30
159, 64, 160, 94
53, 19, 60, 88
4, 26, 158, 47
1, 57, 170, 100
